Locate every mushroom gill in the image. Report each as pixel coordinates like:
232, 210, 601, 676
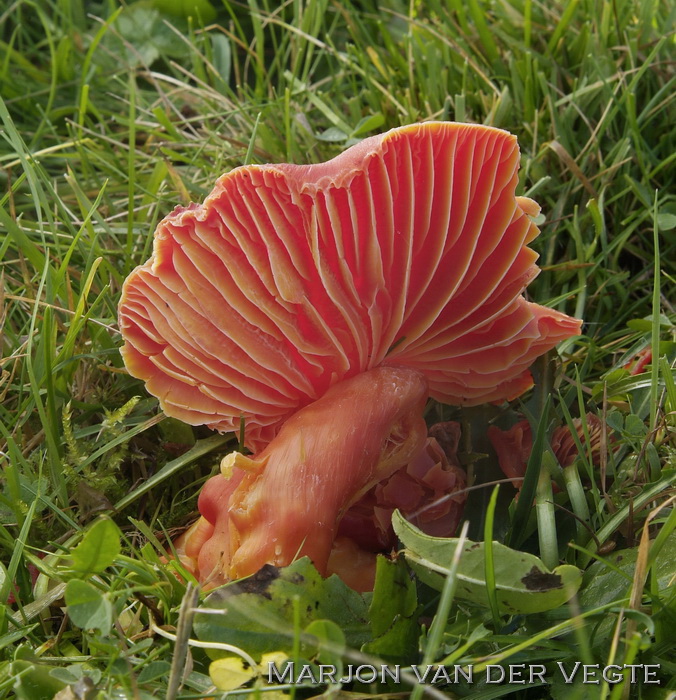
119, 122, 582, 590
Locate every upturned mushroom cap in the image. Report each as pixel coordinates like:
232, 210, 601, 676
119, 122, 581, 451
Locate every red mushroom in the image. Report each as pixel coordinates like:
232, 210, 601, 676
488, 413, 608, 490
118, 122, 581, 590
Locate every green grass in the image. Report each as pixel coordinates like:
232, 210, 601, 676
1, 0, 675, 698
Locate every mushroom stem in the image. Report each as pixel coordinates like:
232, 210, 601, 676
191, 366, 429, 588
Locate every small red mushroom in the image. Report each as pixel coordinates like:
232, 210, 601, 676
488, 413, 608, 490
119, 122, 581, 590
623, 348, 652, 375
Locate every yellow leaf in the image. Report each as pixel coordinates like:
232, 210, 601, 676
209, 656, 255, 691
260, 651, 289, 669
366, 46, 389, 80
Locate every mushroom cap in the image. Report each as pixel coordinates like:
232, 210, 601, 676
119, 122, 581, 451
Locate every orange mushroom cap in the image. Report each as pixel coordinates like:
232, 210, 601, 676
119, 122, 581, 454
119, 122, 582, 590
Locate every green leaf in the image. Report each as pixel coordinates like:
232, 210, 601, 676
64, 579, 113, 634
11, 660, 68, 700
362, 556, 418, 662
626, 313, 673, 332
70, 518, 121, 574
157, 417, 195, 446
0, 560, 9, 603
112, 4, 191, 67
393, 512, 582, 614
194, 558, 370, 660
578, 532, 676, 609
137, 660, 172, 683
624, 413, 647, 437
316, 127, 348, 142
605, 410, 624, 432
211, 34, 231, 83
305, 619, 345, 672
152, 0, 217, 22
657, 211, 676, 231
351, 113, 385, 137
